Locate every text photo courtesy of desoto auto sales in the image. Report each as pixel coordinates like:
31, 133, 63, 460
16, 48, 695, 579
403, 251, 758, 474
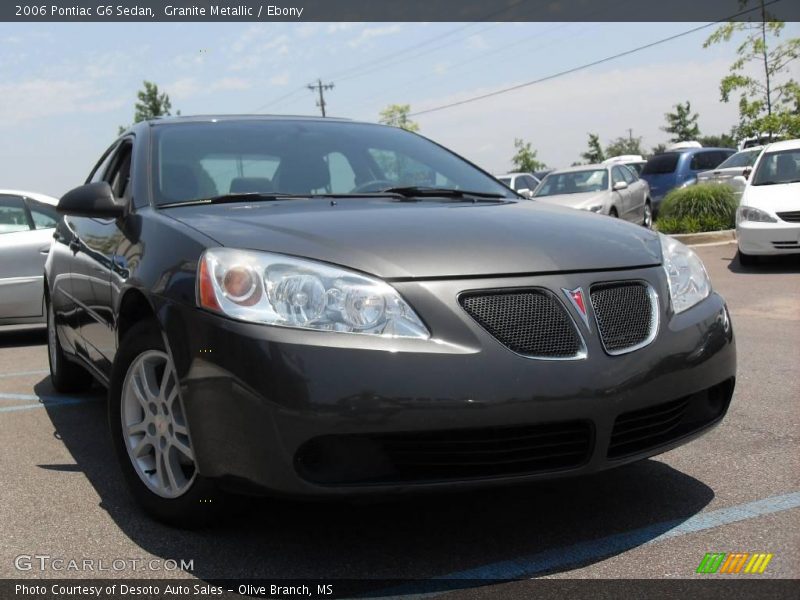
0, 1, 798, 599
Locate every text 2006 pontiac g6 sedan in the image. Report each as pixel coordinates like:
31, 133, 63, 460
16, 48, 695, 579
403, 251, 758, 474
46, 116, 735, 525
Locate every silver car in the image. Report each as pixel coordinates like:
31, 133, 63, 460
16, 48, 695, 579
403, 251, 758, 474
0, 190, 60, 325
532, 164, 652, 227
697, 146, 764, 201
494, 172, 541, 198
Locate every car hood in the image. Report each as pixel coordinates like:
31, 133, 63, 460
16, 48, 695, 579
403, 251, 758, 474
534, 191, 608, 209
742, 182, 800, 212
165, 197, 661, 279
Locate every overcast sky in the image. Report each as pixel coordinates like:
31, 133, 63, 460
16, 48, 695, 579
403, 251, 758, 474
1, 21, 798, 197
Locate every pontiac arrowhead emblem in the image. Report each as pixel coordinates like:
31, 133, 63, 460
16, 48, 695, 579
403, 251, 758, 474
562, 287, 591, 330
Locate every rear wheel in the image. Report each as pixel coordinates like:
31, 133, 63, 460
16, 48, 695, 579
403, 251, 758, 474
109, 320, 224, 527
46, 297, 93, 393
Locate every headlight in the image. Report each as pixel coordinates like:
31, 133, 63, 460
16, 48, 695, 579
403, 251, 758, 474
197, 248, 430, 339
585, 204, 604, 213
736, 206, 777, 224
659, 234, 711, 314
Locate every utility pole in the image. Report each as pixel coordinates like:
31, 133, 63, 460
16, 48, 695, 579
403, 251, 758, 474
627, 128, 634, 142
307, 79, 334, 117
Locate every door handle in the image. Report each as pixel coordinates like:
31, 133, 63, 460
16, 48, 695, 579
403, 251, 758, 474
39, 245, 51, 255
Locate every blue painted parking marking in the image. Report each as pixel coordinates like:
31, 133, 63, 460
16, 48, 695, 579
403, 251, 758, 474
0, 369, 49, 378
0, 392, 97, 412
379, 491, 800, 596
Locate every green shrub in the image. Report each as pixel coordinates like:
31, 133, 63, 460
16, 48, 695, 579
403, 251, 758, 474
658, 183, 737, 232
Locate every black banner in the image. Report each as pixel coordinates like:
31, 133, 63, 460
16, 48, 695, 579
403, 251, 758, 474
3, 0, 800, 23
3, 579, 800, 599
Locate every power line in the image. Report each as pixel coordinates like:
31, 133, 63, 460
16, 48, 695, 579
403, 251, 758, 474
408, 1, 777, 118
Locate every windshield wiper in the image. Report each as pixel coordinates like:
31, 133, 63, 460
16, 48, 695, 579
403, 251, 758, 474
159, 192, 308, 208
375, 186, 507, 200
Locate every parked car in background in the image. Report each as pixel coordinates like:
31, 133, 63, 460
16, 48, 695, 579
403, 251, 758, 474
0, 190, 60, 325
603, 154, 647, 176
495, 172, 540, 198
640, 147, 736, 213
533, 164, 652, 227
533, 169, 553, 181
736, 139, 800, 265
45, 116, 735, 525
697, 146, 764, 201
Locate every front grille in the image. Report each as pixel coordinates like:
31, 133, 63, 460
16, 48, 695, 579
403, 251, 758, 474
777, 210, 800, 223
296, 421, 593, 484
772, 241, 800, 249
460, 289, 583, 358
590, 282, 656, 354
608, 380, 734, 459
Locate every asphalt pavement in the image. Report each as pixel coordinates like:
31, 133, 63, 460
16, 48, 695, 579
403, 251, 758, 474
0, 242, 797, 596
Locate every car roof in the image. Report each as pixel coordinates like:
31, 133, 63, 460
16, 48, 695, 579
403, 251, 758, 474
0, 189, 59, 205
549, 164, 609, 174
495, 172, 532, 178
143, 114, 353, 127
763, 139, 800, 152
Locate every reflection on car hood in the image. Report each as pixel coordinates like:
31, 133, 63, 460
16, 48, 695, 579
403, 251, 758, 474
165, 197, 661, 278
534, 191, 608, 209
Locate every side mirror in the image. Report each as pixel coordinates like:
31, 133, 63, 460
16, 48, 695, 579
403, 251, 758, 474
613, 181, 628, 191
742, 167, 753, 180
518, 188, 534, 198
58, 182, 124, 218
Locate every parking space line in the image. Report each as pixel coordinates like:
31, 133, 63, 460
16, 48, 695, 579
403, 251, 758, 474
381, 491, 800, 594
0, 393, 98, 413
0, 369, 49, 378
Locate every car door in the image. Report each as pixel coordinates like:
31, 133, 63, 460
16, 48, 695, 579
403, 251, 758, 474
610, 166, 633, 221
620, 166, 646, 221
0, 194, 53, 320
69, 140, 131, 376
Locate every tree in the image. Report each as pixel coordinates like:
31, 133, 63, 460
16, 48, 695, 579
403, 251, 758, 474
378, 104, 420, 132
605, 135, 643, 158
649, 143, 668, 156
662, 101, 701, 142
581, 133, 605, 163
119, 81, 176, 134
510, 138, 546, 172
697, 133, 737, 148
704, 0, 800, 139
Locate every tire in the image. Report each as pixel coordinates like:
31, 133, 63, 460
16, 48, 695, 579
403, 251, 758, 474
46, 295, 93, 393
737, 248, 758, 267
609, 207, 619, 218
642, 201, 653, 229
109, 319, 224, 527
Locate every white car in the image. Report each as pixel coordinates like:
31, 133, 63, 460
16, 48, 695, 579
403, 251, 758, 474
736, 139, 800, 265
697, 146, 764, 202
0, 190, 60, 324
494, 172, 540, 198
603, 154, 647, 176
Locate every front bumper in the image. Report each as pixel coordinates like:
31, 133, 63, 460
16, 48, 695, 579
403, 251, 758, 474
158, 265, 736, 496
737, 221, 800, 255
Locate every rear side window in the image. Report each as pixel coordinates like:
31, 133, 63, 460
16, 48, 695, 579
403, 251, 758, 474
690, 151, 723, 171
0, 195, 31, 234
642, 153, 680, 175
716, 149, 761, 169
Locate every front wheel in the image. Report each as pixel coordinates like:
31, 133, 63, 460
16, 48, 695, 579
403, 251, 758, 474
109, 320, 224, 527
642, 201, 653, 229
737, 248, 759, 267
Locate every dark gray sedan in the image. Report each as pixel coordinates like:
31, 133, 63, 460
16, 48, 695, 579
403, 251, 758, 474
45, 116, 734, 526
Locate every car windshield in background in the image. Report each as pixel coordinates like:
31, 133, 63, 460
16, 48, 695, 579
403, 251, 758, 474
641, 153, 680, 175
752, 149, 800, 186
152, 120, 515, 205
717, 149, 761, 169
533, 169, 608, 197
498, 177, 511, 186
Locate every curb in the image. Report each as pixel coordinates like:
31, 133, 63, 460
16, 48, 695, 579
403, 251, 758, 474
669, 229, 736, 246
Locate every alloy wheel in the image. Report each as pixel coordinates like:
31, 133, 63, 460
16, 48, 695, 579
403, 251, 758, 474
47, 302, 58, 372
643, 203, 653, 228
121, 350, 196, 498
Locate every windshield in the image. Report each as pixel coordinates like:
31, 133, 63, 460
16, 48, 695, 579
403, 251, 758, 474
716, 149, 761, 169
752, 149, 800, 186
642, 153, 680, 175
497, 177, 511, 186
152, 120, 514, 205
533, 169, 608, 197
